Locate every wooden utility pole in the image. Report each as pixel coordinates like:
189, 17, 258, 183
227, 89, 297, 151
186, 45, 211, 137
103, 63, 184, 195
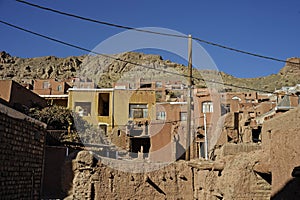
185, 34, 192, 161
204, 112, 208, 160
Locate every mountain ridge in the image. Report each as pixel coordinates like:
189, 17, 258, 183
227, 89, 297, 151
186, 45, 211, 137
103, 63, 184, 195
1, 51, 299, 92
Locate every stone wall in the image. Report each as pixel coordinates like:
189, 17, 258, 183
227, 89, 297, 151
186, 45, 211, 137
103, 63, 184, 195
0, 103, 46, 199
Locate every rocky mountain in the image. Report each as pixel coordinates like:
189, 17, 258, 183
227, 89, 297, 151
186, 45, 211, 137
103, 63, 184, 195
0, 51, 299, 92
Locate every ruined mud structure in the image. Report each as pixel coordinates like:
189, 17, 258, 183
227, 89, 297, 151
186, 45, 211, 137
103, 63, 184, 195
63, 147, 269, 200
60, 106, 300, 200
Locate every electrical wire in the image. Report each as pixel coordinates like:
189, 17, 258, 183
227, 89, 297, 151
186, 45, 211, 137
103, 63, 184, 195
0, 19, 277, 94
15, 0, 187, 39
16, 0, 300, 66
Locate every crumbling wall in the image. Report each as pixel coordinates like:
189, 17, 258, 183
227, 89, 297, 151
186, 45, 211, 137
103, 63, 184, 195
66, 149, 271, 200
215, 112, 238, 146
192, 150, 270, 200
67, 151, 193, 199
262, 106, 300, 198
220, 143, 261, 157
215, 151, 270, 200
215, 111, 258, 147
0, 103, 46, 199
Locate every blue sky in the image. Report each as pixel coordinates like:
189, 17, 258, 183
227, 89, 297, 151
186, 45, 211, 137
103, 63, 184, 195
1, 0, 299, 78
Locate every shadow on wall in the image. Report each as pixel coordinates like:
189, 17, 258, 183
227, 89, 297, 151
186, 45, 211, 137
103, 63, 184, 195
176, 141, 186, 160
42, 146, 78, 199
271, 166, 300, 200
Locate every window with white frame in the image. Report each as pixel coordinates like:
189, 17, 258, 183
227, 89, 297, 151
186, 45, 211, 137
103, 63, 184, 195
43, 81, 50, 89
202, 101, 213, 113
129, 104, 148, 119
57, 85, 62, 91
180, 112, 187, 121
156, 111, 166, 120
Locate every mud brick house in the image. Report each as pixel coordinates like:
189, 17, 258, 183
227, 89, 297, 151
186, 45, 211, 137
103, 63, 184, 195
0, 80, 47, 113
114, 78, 187, 102
68, 88, 114, 132
256, 84, 300, 126
110, 78, 191, 160
32, 79, 71, 107
69, 77, 96, 89
274, 84, 300, 111
193, 88, 222, 158
33, 79, 71, 95
148, 102, 188, 162
32, 78, 97, 107
192, 88, 284, 157
68, 87, 156, 133
68, 87, 159, 159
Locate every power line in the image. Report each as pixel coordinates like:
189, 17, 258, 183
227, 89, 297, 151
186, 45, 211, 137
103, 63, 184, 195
0, 20, 184, 76
0, 19, 278, 94
15, 0, 187, 39
16, 0, 300, 66
192, 37, 293, 64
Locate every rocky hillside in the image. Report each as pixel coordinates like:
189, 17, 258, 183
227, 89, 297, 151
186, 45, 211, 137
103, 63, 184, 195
221, 57, 300, 92
1, 51, 299, 92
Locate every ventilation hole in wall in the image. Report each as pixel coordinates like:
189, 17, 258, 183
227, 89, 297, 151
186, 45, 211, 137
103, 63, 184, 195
218, 171, 222, 177
179, 175, 187, 181
109, 173, 114, 179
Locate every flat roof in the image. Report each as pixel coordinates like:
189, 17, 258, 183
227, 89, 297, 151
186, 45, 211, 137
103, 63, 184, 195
157, 102, 187, 105
40, 94, 68, 98
68, 88, 114, 92
68, 88, 156, 92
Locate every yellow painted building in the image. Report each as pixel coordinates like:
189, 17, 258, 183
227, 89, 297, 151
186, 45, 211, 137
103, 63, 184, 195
68, 88, 156, 134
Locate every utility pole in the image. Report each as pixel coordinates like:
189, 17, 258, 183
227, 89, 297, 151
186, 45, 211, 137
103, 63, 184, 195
204, 112, 208, 160
185, 34, 192, 161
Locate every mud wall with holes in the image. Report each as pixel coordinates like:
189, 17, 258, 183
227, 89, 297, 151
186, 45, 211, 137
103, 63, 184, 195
261, 106, 300, 198
65, 149, 271, 200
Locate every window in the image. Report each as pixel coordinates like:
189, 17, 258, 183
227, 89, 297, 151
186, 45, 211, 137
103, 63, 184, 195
155, 81, 162, 88
57, 85, 62, 91
129, 83, 136, 89
155, 91, 163, 101
99, 124, 107, 135
202, 101, 213, 113
43, 81, 50, 89
129, 104, 148, 119
140, 83, 152, 88
180, 112, 187, 121
74, 102, 91, 116
156, 111, 166, 120
232, 96, 241, 101
221, 104, 230, 115
98, 93, 110, 116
